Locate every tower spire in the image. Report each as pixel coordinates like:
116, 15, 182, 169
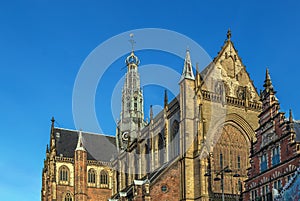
116, 34, 145, 151
180, 49, 195, 82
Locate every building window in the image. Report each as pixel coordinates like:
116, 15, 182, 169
134, 97, 137, 110
64, 192, 72, 201
88, 168, 96, 184
59, 166, 69, 183
238, 180, 242, 192
100, 170, 108, 188
261, 185, 269, 201
274, 180, 282, 191
170, 120, 180, 159
237, 155, 241, 169
251, 189, 258, 201
260, 153, 268, 172
161, 185, 168, 193
158, 133, 164, 166
220, 153, 223, 169
272, 146, 280, 166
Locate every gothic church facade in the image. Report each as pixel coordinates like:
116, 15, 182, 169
41, 31, 299, 201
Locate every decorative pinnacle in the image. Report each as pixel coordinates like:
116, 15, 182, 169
51, 117, 55, 127
180, 49, 195, 82
129, 33, 136, 52
150, 105, 153, 120
76, 130, 86, 151
164, 89, 168, 108
227, 29, 232, 41
263, 68, 273, 91
289, 109, 294, 123
196, 62, 199, 74
50, 116, 55, 139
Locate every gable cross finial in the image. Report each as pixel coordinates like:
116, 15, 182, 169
129, 33, 136, 52
227, 29, 232, 41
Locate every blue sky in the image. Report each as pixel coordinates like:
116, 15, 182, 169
0, 1, 300, 200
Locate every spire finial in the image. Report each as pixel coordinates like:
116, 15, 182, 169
129, 33, 136, 52
227, 28, 232, 40
125, 33, 140, 66
263, 68, 273, 91
180, 49, 195, 82
289, 109, 294, 123
51, 117, 55, 128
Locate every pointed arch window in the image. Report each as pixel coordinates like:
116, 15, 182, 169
64, 192, 72, 201
59, 166, 69, 184
170, 120, 180, 159
158, 133, 165, 166
237, 155, 241, 169
100, 170, 109, 188
88, 168, 96, 184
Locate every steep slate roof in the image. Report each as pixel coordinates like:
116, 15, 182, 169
54, 127, 117, 162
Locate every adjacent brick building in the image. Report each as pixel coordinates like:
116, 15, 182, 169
243, 70, 300, 201
41, 122, 116, 201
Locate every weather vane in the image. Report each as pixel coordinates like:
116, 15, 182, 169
129, 33, 136, 52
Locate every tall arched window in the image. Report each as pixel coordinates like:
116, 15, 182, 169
59, 166, 69, 184
88, 168, 96, 184
212, 124, 249, 195
145, 143, 150, 173
100, 170, 109, 188
64, 192, 72, 201
158, 133, 164, 166
170, 120, 180, 159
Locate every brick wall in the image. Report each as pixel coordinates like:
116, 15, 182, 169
150, 161, 180, 200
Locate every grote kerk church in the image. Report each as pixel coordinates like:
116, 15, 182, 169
41, 31, 300, 201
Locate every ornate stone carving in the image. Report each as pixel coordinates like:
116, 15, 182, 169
222, 56, 235, 78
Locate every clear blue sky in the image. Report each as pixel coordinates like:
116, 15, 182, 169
0, 1, 299, 200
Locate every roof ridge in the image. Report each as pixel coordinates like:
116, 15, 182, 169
54, 127, 115, 138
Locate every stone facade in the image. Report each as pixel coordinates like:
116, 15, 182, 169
41, 30, 300, 201
110, 31, 262, 201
